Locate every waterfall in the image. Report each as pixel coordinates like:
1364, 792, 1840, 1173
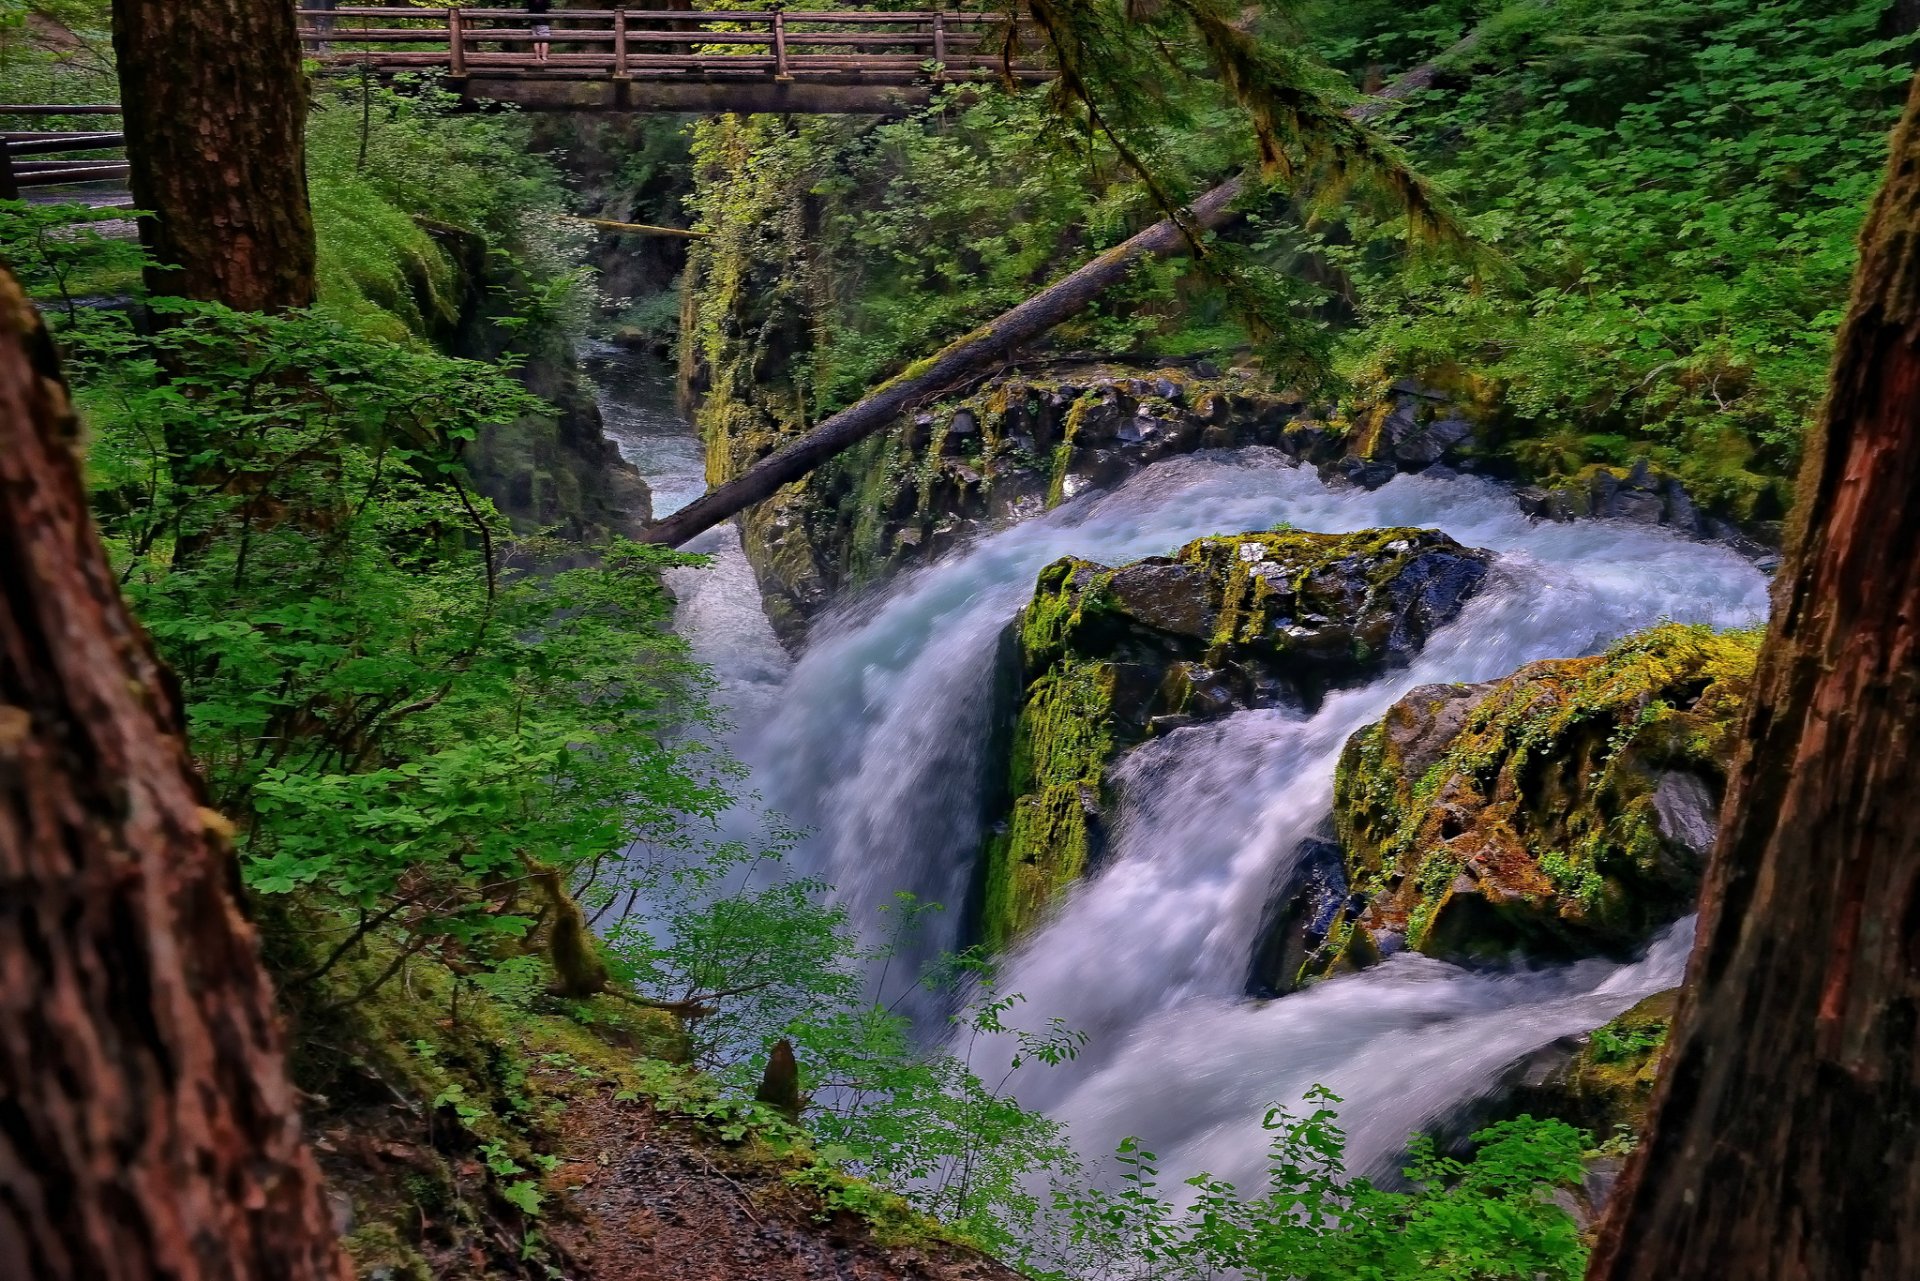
597, 353, 1769, 1188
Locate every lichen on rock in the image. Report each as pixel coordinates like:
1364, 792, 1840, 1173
982, 527, 1494, 948
1317, 623, 1760, 974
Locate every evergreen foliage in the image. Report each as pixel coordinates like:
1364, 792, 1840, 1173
8, 1, 1844, 1272
1319, 0, 1914, 513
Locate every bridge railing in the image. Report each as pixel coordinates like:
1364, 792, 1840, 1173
296, 7, 1050, 83
0, 106, 128, 200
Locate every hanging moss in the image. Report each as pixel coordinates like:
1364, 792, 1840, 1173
1328, 623, 1761, 964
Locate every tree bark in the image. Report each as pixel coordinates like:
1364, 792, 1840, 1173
112, 0, 317, 311
1587, 69, 1920, 1281
0, 273, 347, 1278
637, 33, 1477, 549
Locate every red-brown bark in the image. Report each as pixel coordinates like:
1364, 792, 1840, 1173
112, 0, 317, 311
0, 273, 347, 1278
1587, 70, 1920, 1281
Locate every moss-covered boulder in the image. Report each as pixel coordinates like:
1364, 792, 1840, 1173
1503, 989, 1676, 1149
982, 527, 1494, 948
1315, 624, 1758, 972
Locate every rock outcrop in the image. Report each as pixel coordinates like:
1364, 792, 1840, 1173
704, 361, 1331, 643
1267, 624, 1758, 984
982, 527, 1495, 947
1505, 989, 1677, 1147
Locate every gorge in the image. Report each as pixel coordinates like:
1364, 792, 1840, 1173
592, 342, 1769, 1198
15, 3, 1915, 1276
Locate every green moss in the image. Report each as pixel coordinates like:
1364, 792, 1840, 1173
987, 527, 1490, 949
981, 657, 1118, 948
1174, 526, 1455, 654
312, 172, 460, 342
1546, 990, 1676, 1149
1331, 623, 1762, 960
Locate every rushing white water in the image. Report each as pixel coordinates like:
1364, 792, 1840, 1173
588, 343, 790, 733
764, 451, 1765, 1182
594, 353, 1769, 1189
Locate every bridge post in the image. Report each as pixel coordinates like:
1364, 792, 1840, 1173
310, 0, 336, 55
447, 8, 467, 78
0, 142, 17, 202
774, 12, 792, 82
613, 9, 630, 80
933, 11, 948, 75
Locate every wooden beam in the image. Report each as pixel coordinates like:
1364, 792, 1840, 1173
454, 73, 954, 113
0, 105, 122, 115
0, 133, 124, 155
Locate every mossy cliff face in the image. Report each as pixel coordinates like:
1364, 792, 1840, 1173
1312, 623, 1759, 974
800, 364, 1331, 615
982, 527, 1495, 948
678, 114, 837, 641
691, 347, 1325, 644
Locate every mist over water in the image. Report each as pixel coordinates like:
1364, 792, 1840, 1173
598, 352, 1768, 1188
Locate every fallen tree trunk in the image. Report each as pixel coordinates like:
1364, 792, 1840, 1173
638, 33, 1478, 548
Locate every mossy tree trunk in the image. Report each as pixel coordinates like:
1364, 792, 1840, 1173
1587, 69, 1920, 1281
0, 271, 347, 1279
112, 0, 316, 311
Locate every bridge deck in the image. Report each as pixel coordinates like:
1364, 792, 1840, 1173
299, 7, 1052, 113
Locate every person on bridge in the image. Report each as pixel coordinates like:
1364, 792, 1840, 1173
529, 0, 553, 64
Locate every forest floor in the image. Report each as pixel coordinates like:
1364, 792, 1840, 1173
540, 1065, 1022, 1281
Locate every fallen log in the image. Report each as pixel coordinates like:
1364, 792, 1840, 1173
573, 215, 710, 239
638, 31, 1478, 548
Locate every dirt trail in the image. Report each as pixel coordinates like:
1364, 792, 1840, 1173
546, 1072, 1024, 1281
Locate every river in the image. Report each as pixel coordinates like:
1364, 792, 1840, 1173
591, 344, 1770, 1189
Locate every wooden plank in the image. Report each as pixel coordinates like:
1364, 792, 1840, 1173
297, 29, 451, 42
13, 159, 128, 171
0, 133, 123, 155
298, 28, 1017, 48
322, 50, 1041, 76
463, 74, 945, 112
15, 163, 131, 186
0, 104, 121, 116
296, 8, 998, 20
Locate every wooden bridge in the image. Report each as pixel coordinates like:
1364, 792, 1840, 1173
0, 105, 127, 201
297, 7, 1052, 114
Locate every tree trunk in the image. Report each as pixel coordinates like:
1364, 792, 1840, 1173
1587, 69, 1920, 1281
637, 33, 1476, 549
112, 0, 317, 311
0, 271, 347, 1279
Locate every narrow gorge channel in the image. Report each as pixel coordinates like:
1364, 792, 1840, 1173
591, 346, 1769, 1195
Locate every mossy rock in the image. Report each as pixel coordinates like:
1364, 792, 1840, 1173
1325, 624, 1760, 968
1506, 989, 1677, 1146
982, 526, 1494, 948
